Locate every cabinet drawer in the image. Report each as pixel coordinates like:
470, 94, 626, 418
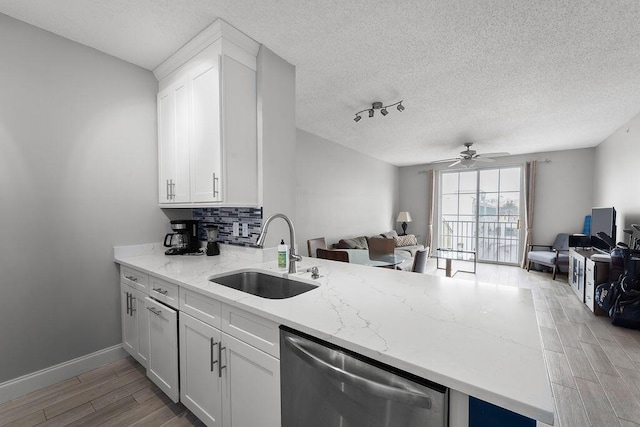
585, 281, 595, 312
179, 287, 222, 329
222, 304, 279, 358
149, 276, 179, 309
121, 267, 149, 292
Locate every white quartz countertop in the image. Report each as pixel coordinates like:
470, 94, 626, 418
114, 244, 554, 424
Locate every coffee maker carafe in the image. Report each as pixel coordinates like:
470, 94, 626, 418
164, 220, 200, 255
204, 224, 220, 256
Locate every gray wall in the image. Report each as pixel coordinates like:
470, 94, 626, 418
0, 14, 166, 383
593, 113, 640, 242
295, 129, 399, 253
398, 148, 595, 251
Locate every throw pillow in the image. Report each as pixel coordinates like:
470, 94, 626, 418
395, 234, 418, 247
380, 230, 399, 239
338, 236, 368, 249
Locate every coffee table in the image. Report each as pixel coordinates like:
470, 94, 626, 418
435, 248, 477, 277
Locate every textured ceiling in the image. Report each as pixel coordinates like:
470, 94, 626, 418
2, 0, 640, 166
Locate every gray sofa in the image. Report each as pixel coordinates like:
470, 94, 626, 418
334, 230, 425, 270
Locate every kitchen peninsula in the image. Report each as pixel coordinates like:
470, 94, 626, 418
114, 243, 554, 426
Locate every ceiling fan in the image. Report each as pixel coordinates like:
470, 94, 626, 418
434, 143, 509, 168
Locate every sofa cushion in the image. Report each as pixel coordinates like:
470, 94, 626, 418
337, 236, 369, 250
395, 234, 418, 247
395, 245, 424, 257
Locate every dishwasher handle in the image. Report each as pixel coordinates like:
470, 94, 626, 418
283, 335, 432, 409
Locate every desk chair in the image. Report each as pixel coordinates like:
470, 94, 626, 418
526, 233, 570, 280
307, 237, 327, 258
317, 248, 349, 263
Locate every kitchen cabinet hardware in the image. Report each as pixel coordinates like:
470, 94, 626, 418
126, 292, 131, 315
212, 173, 219, 198
153, 287, 169, 295
218, 342, 226, 378
125, 275, 138, 282
210, 338, 219, 372
166, 180, 170, 200
147, 307, 162, 316
130, 296, 136, 313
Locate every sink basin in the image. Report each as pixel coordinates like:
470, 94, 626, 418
209, 271, 317, 299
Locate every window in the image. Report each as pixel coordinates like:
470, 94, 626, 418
439, 166, 522, 264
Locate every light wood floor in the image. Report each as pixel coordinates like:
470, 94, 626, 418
2, 261, 640, 427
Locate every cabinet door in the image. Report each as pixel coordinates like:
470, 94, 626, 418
145, 297, 179, 402
180, 313, 223, 426
134, 289, 150, 369
121, 283, 137, 357
158, 79, 190, 203
190, 58, 222, 203
222, 332, 281, 427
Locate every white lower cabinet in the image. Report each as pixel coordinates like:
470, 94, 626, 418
179, 312, 280, 427
121, 283, 149, 369
145, 296, 179, 403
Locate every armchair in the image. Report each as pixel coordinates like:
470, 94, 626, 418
526, 233, 570, 280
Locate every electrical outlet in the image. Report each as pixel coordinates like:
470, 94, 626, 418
242, 223, 249, 237
232, 222, 239, 237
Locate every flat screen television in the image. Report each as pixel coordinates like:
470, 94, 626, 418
590, 207, 616, 252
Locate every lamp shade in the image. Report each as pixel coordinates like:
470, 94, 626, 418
396, 212, 412, 223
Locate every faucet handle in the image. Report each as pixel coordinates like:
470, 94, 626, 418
306, 266, 320, 279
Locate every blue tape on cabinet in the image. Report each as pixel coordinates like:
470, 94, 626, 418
469, 396, 535, 427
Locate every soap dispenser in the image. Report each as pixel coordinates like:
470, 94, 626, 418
278, 239, 289, 270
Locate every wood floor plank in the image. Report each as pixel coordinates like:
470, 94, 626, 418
96, 391, 172, 426
536, 310, 555, 328
38, 402, 94, 427
574, 377, 620, 427
160, 410, 207, 427
598, 338, 638, 370
129, 401, 187, 427
43, 369, 144, 419
581, 342, 619, 376
91, 376, 153, 411
539, 326, 564, 353
556, 323, 582, 349
132, 384, 164, 404
612, 334, 640, 364
597, 371, 640, 423
544, 350, 576, 389
564, 345, 598, 382
2, 410, 46, 427
551, 382, 590, 427
66, 396, 138, 427
0, 378, 80, 417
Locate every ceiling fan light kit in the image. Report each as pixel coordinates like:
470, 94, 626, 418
354, 100, 404, 122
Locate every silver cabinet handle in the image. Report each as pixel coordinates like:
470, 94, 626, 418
125, 292, 131, 315
152, 287, 169, 296
171, 180, 176, 199
210, 338, 219, 372
283, 335, 432, 409
213, 173, 219, 198
146, 306, 161, 316
125, 275, 138, 282
130, 295, 136, 313
218, 342, 226, 378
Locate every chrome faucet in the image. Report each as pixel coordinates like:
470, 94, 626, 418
256, 213, 302, 274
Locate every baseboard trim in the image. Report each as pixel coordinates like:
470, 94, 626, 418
0, 344, 127, 405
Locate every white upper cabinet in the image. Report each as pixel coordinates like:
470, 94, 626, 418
155, 20, 259, 207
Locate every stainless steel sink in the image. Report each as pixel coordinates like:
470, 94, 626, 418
209, 271, 317, 299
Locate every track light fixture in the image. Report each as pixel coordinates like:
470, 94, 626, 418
353, 100, 404, 122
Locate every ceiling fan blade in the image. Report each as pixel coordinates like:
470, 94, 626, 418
477, 152, 510, 158
448, 160, 462, 167
431, 157, 460, 164
474, 157, 495, 163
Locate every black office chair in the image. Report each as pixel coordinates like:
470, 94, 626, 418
411, 249, 428, 273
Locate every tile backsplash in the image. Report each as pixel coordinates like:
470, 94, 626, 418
192, 207, 263, 247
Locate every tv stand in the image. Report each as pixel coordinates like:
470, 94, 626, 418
568, 248, 609, 315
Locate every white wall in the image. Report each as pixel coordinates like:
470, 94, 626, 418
0, 14, 166, 383
593, 114, 640, 242
257, 46, 297, 249
295, 129, 399, 253
398, 148, 595, 250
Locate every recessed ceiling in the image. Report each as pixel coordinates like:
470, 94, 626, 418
2, 0, 640, 166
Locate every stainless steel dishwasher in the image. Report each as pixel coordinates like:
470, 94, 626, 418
280, 326, 448, 427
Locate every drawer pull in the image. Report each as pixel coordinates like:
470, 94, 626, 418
210, 338, 219, 372
125, 275, 138, 282
153, 287, 169, 295
147, 307, 162, 316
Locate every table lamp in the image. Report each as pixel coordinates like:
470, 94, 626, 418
396, 211, 412, 235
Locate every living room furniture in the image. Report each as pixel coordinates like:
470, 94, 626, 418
396, 211, 412, 235
307, 237, 327, 258
411, 249, 428, 273
435, 248, 477, 277
368, 237, 396, 259
317, 248, 349, 263
526, 233, 570, 280
568, 248, 610, 314
342, 249, 406, 268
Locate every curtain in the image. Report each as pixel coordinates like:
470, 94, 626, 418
425, 169, 435, 256
521, 161, 537, 268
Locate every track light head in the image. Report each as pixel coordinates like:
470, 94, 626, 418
353, 100, 403, 122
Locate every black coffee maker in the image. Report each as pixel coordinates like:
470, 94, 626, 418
164, 220, 201, 255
